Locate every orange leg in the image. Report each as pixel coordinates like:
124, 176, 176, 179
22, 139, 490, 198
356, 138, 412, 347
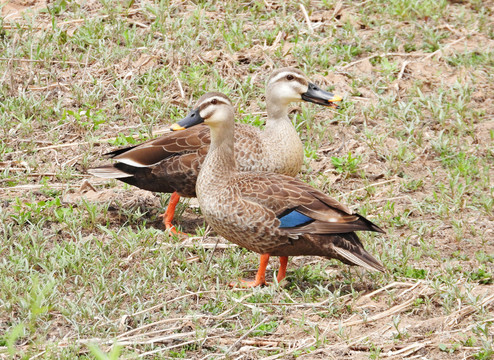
276, 256, 288, 283
230, 254, 270, 288
159, 192, 185, 236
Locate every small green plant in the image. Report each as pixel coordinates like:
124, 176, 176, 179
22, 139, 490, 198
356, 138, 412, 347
462, 336, 477, 347
468, 267, 493, 285
446, 51, 491, 67
62, 107, 105, 130
108, 131, 148, 147
392, 315, 408, 340
88, 343, 121, 360
369, 343, 382, 359
331, 152, 362, 175
401, 179, 423, 192
471, 323, 493, 359
378, 57, 399, 80
439, 343, 459, 354
403, 266, 427, 279
413, 297, 424, 307
4, 323, 26, 357
251, 320, 278, 336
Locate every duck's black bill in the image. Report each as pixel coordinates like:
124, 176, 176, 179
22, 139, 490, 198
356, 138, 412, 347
170, 108, 204, 131
301, 83, 342, 109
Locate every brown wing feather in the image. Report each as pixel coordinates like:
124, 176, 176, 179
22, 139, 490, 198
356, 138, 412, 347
105, 155, 200, 196
90, 123, 265, 196
230, 172, 384, 271
291, 214, 383, 235
112, 124, 210, 166
233, 171, 382, 235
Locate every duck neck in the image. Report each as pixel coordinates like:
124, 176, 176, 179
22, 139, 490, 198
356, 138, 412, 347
266, 94, 290, 120
265, 94, 296, 137
263, 96, 304, 176
204, 120, 236, 176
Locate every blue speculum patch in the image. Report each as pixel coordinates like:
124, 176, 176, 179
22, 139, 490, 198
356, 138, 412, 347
278, 209, 314, 228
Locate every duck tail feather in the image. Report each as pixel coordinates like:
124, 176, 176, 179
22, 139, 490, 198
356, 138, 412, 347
331, 232, 385, 272
356, 214, 385, 234
333, 246, 385, 272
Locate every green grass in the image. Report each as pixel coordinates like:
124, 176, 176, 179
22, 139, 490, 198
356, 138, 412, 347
1, 0, 493, 358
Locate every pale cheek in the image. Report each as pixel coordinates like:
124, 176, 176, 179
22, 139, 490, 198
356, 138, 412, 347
200, 109, 212, 119
279, 85, 302, 102
208, 108, 230, 124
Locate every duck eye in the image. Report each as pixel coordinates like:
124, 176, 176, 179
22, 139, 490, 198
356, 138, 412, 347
286, 74, 294, 81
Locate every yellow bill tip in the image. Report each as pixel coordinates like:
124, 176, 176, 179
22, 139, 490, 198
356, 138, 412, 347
170, 123, 186, 131
329, 94, 343, 103
328, 94, 343, 109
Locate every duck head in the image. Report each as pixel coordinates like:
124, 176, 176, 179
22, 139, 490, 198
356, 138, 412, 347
266, 67, 342, 109
170, 92, 234, 131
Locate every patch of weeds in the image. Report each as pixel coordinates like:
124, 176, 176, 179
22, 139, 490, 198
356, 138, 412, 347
451, 250, 469, 261
292, 345, 318, 357
377, 57, 400, 81
11, 197, 70, 226
404, 41, 416, 52
413, 297, 424, 308
382, 203, 413, 229
463, 335, 477, 347
303, 142, 319, 161
62, 107, 106, 131
108, 130, 150, 147
331, 152, 362, 176
446, 51, 493, 67
331, 41, 364, 64
439, 342, 460, 354
251, 320, 278, 336
472, 323, 494, 360
3, 323, 26, 357
0, 142, 14, 156
401, 266, 427, 280
286, 263, 331, 292
376, 27, 400, 52
367, 0, 448, 21
401, 178, 424, 192
468, 266, 493, 285
245, 290, 276, 304
201, 299, 227, 315
475, 251, 494, 264
392, 315, 409, 340
221, 18, 251, 52
19, 275, 56, 333
420, 27, 449, 53
169, 345, 199, 358
473, 347, 494, 359
369, 343, 382, 359
88, 343, 121, 360
238, 111, 263, 128
440, 152, 480, 181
